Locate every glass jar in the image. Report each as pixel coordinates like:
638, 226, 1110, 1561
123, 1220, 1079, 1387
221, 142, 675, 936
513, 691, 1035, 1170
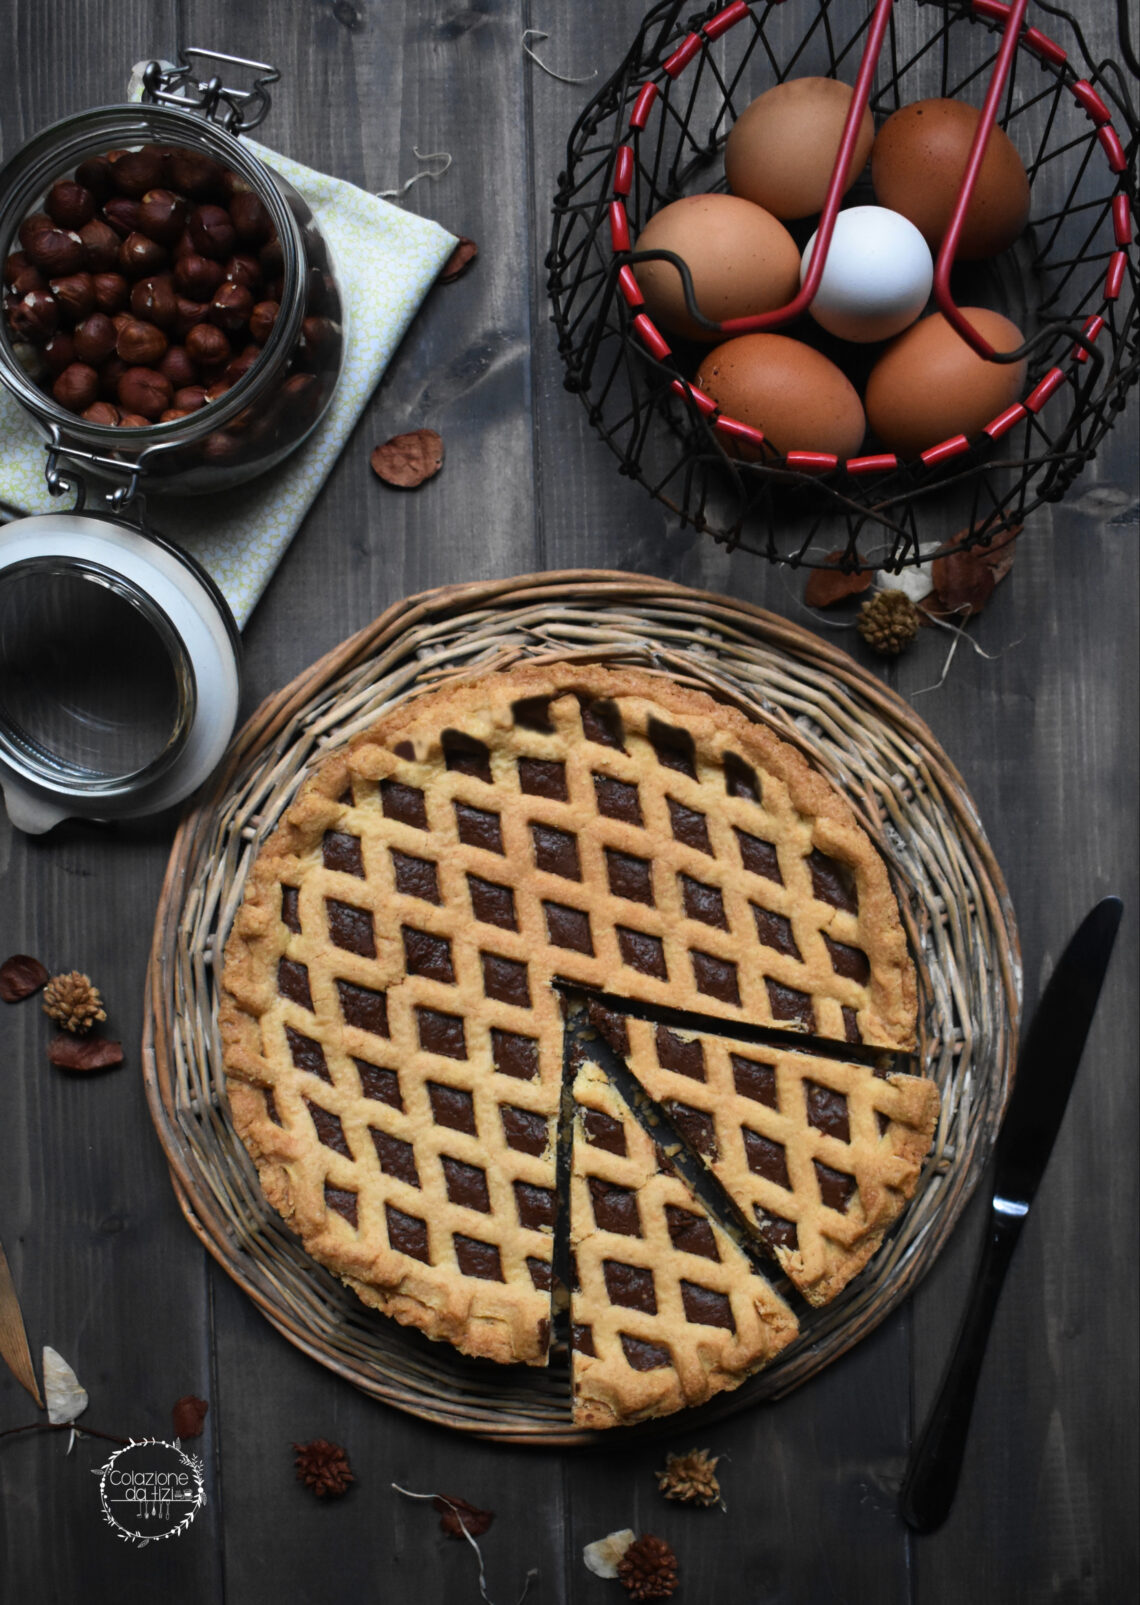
0, 96, 344, 500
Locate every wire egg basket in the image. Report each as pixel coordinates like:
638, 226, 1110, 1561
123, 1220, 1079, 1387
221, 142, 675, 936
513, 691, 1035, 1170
547, 0, 1139, 570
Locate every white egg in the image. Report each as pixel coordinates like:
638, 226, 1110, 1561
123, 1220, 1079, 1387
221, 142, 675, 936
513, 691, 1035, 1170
800, 205, 933, 343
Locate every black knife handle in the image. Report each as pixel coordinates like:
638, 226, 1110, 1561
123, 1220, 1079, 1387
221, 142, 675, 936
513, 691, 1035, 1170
899, 1213, 1021, 1534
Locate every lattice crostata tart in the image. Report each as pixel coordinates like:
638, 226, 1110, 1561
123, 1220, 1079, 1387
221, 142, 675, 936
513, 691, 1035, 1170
220, 660, 935, 1424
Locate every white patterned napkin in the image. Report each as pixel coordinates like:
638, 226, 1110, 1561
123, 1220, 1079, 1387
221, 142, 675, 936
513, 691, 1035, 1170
0, 140, 456, 626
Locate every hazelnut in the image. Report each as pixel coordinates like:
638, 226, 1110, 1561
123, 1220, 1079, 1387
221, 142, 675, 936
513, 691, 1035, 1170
46, 180, 97, 231
174, 253, 224, 301
119, 232, 167, 278
281, 371, 320, 420
259, 237, 284, 278
9, 289, 59, 343
117, 411, 152, 428
92, 272, 129, 313
24, 225, 86, 276
74, 155, 116, 203
116, 318, 168, 365
78, 218, 121, 273
130, 274, 177, 328
117, 365, 171, 420
171, 228, 197, 261
205, 377, 233, 402
98, 355, 127, 399
223, 253, 261, 291
166, 149, 226, 199
111, 145, 166, 198
229, 190, 272, 246
225, 402, 258, 435
17, 214, 54, 255
159, 408, 193, 422
43, 333, 77, 375
52, 362, 100, 412
112, 311, 134, 335
201, 428, 242, 462
248, 302, 280, 350
173, 384, 207, 411
73, 313, 117, 365
81, 400, 121, 426
301, 315, 337, 360
102, 197, 143, 239
208, 282, 252, 332
173, 295, 211, 339
48, 272, 96, 322
220, 170, 251, 203
185, 322, 231, 367
189, 204, 236, 261
138, 189, 189, 245
159, 345, 196, 388
224, 345, 261, 384
5, 253, 45, 296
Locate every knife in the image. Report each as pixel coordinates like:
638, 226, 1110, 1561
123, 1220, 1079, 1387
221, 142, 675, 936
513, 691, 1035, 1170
0, 1232, 43, 1408
899, 895, 1124, 1534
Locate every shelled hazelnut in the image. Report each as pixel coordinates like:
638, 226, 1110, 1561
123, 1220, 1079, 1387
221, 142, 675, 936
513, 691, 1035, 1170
3, 139, 341, 469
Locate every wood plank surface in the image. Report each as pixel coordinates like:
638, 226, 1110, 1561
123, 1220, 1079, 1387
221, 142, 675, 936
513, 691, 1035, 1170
0, 2, 1135, 1601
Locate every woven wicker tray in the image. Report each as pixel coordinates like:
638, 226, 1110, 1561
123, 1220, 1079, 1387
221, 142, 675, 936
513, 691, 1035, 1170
142, 571, 1020, 1444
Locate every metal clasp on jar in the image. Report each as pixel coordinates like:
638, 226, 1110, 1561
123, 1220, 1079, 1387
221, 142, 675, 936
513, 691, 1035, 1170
137, 49, 280, 135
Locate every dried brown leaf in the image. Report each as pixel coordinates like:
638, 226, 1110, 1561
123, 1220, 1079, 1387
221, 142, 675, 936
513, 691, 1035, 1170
172, 1394, 209, 1439
370, 428, 444, 489
439, 237, 478, 283
0, 955, 49, 1004
47, 1035, 124, 1073
0, 1239, 43, 1407
804, 553, 873, 609
924, 524, 1020, 620
434, 1493, 495, 1539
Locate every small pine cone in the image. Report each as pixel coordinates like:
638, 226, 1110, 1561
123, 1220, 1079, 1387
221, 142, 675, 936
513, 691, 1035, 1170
617, 1534, 679, 1601
655, 1447, 721, 1507
42, 971, 106, 1033
857, 589, 921, 655
292, 1438, 353, 1498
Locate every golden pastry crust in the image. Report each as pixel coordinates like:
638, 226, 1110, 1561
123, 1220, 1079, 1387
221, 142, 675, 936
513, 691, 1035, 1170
220, 660, 919, 1376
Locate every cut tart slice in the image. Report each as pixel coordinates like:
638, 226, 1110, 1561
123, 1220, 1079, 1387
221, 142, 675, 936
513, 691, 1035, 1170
590, 1007, 940, 1308
568, 1050, 799, 1429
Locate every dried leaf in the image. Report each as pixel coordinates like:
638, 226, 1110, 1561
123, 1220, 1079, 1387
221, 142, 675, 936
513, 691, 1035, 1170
47, 1035, 124, 1073
370, 429, 444, 489
43, 1346, 87, 1425
0, 954, 49, 1003
172, 1394, 209, 1439
924, 525, 1020, 620
583, 1530, 635, 1579
804, 553, 872, 609
439, 237, 478, 283
434, 1493, 494, 1539
0, 1238, 43, 1407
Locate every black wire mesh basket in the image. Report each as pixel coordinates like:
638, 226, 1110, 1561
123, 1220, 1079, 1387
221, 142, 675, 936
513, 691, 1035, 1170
547, 0, 1139, 570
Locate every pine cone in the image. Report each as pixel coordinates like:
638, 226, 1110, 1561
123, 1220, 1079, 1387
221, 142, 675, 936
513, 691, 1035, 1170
617, 1534, 679, 1601
655, 1447, 721, 1507
857, 589, 921, 655
292, 1439, 353, 1498
42, 971, 106, 1033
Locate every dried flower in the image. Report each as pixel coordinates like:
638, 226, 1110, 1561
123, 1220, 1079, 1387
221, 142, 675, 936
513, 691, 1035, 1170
292, 1438, 353, 1498
172, 1395, 209, 1439
923, 524, 1020, 621
655, 1447, 721, 1507
43, 1346, 88, 1425
440, 237, 478, 283
42, 971, 106, 1032
0, 954, 49, 1003
803, 552, 872, 609
370, 428, 444, 488
857, 589, 920, 655
47, 1035, 124, 1073
584, 1529, 635, 1579
617, 1534, 679, 1601
433, 1493, 494, 1538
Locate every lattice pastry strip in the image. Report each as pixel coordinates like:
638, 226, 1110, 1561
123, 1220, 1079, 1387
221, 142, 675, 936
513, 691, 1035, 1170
591, 1009, 940, 1308
569, 1054, 799, 1429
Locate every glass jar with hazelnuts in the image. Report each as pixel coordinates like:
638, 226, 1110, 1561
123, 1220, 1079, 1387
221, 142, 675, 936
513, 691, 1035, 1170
0, 97, 343, 498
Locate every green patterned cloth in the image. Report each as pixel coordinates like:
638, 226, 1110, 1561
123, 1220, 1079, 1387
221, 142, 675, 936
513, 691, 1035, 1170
0, 141, 455, 626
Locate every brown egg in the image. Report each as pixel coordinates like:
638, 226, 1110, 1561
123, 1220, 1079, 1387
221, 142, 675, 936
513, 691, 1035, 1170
725, 78, 875, 221
865, 307, 1027, 457
871, 99, 1030, 260
695, 333, 866, 459
633, 195, 800, 342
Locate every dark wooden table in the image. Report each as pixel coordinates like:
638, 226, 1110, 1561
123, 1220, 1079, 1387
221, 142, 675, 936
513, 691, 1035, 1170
2, 4, 1136, 1601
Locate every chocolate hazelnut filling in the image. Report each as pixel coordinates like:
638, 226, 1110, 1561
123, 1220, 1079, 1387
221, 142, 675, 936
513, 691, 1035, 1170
648, 719, 697, 778
724, 752, 761, 802
391, 850, 441, 904
692, 950, 740, 1005
587, 1178, 642, 1236
325, 1185, 358, 1227
427, 1082, 477, 1134
325, 898, 376, 958
481, 953, 531, 1007
807, 849, 858, 913
491, 1029, 539, 1080
592, 773, 642, 824
544, 902, 594, 953
453, 1235, 504, 1281
581, 1108, 627, 1156
277, 957, 313, 1011
735, 828, 782, 882
664, 1204, 720, 1260
603, 1260, 657, 1313
443, 1157, 491, 1212
469, 875, 518, 930
679, 874, 727, 928
617, 928, 668, 979
284, 1025, 331, 1083
531, 823, 582, 880
619, 1334, 671, 1371
454, 802, 504, 854
752, 906, 801, 959
386, 1204, 430, 1261
518, 757, 569, 800
514, 1181, 557, 1230
442, 730, 492, 783
605, 849, 655, 906
500, 1105, 549, 1155
381, 779, 428, 830
416, 1007, 467, 1059
371, 1128, 420, 1186
743, 1129, 791, 1189
579, 698, 624, 749
667, 797, 713, 855
280, 884, 301, 932
814, 1161, 857, 1213
765, 978, 815, 1030
354, 1060, 401, 1108
306, 1100, 350, 1157
823, 934, 871, 984
664, 1100, 718, 1159
322, 830, 365, 876
731, 1053, 778, 1108
402, 926, 456, 983
806, 1082, 851, 1143
336, 980, 389, 1037
680, 1281, 735, 1330
654, 1025, 705, 1081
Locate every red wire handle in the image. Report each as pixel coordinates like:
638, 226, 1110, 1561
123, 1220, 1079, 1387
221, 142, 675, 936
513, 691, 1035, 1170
697, 0, 1031, 357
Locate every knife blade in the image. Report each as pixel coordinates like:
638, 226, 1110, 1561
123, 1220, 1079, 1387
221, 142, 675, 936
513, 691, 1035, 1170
899, 894, 1123, 1534
0, 1232, 43, 1408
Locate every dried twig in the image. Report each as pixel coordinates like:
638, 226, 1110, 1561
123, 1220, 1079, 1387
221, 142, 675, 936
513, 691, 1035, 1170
522, 30, 597, 83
